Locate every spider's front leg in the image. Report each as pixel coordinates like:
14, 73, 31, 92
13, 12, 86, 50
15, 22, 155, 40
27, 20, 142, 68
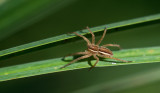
96, 27, 107, 45
86, 26, 95, 44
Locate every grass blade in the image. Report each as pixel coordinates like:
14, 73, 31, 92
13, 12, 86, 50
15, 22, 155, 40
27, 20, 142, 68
0, 46, 160, 82
1, 13, 160, 58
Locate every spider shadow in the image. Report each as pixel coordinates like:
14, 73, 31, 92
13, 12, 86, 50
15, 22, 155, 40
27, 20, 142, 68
62, 55, 126, 67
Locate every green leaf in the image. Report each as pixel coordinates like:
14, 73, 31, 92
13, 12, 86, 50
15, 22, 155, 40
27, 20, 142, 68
0, 46, 160, 82
1, 13, 160, 58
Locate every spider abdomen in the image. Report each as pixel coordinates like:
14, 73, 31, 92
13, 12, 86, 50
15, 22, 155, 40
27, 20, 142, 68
87, 44, 113, 56
98, 47, 113, 56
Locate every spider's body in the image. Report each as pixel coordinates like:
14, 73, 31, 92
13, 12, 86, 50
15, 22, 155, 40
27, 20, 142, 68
87, 44, 113, 56
61, 27, 130, 70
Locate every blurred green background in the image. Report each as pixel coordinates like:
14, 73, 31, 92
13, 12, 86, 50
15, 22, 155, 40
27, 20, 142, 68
0, 0, 160, 93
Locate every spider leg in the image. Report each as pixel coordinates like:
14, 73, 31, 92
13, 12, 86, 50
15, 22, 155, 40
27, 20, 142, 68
73, 32, 91, 45
64, 52, 89, 58
96, 27, 107, 45
86, 26, 95, 44
99, 55, 131, 62
106, 56, 130, 62
102, 44, 122, 49
61, 54, 92, 69
89, 55, 99, 71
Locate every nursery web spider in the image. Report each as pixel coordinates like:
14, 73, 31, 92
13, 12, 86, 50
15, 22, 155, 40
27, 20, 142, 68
61, 27, 130, 70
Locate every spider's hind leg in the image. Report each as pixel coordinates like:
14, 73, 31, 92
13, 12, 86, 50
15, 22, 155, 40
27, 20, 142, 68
64, 52, 89, 59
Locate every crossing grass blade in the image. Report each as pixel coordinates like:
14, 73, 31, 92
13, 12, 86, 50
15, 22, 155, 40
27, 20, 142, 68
1, 13, 160, 59
0, 46, 160, 82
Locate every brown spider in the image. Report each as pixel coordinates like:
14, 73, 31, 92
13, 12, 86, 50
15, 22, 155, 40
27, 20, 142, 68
61, 27, 130, 70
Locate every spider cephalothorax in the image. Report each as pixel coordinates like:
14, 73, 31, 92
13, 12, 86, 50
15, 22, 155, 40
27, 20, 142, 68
61, 27, 130, 70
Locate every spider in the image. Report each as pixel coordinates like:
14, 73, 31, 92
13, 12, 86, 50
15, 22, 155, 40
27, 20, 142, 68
61, 27, 130, 70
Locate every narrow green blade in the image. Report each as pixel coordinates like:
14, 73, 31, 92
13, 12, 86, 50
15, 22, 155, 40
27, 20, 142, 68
0, 46, 160, 82
1, 13, 160, 58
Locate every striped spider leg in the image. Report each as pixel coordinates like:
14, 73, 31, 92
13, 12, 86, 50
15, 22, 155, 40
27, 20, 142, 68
61, 27, 130, 70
